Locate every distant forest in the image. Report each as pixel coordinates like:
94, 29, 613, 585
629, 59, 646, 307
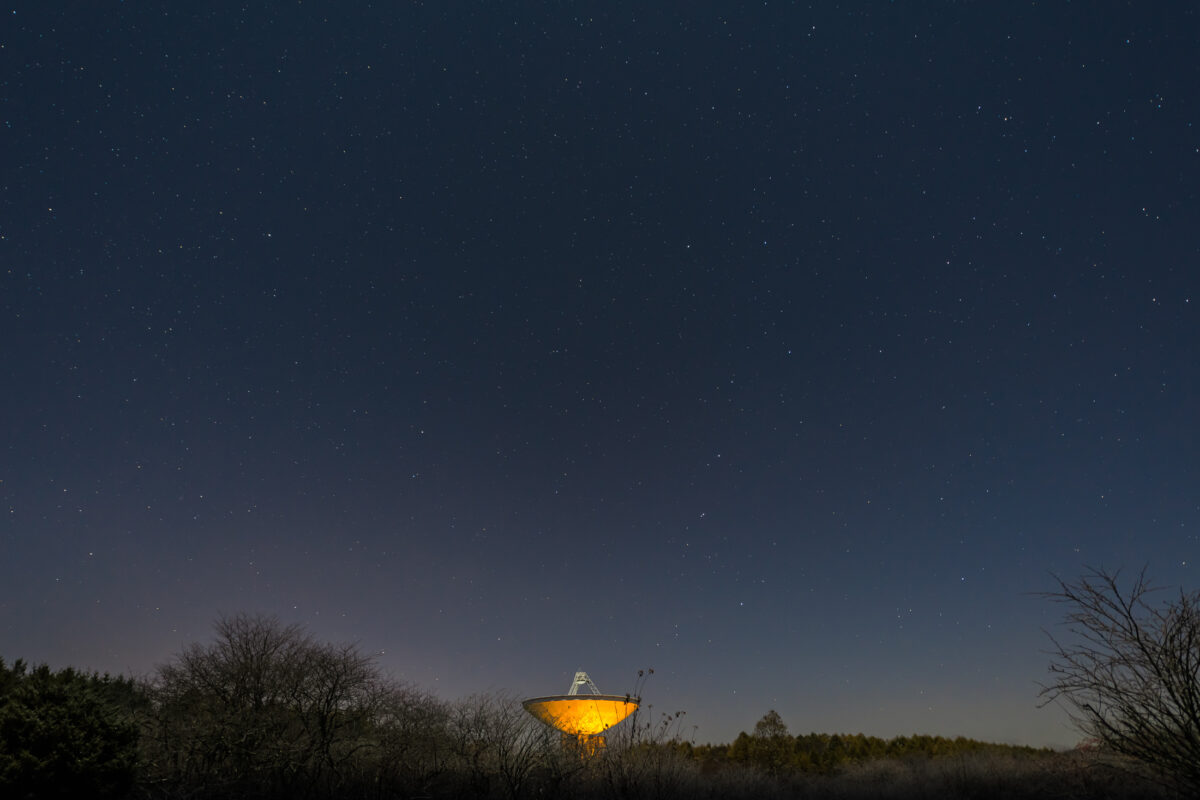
686, 708, 1051, 774
0, 615, 1178, 799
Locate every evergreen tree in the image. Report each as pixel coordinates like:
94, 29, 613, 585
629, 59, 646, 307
0, 658, 140, 799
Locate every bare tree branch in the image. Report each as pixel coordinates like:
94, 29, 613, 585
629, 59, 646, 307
1040, 567, 1200, 794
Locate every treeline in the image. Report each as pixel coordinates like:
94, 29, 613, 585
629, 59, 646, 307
0, 616, 1179, 799
679, 710, 1048, 775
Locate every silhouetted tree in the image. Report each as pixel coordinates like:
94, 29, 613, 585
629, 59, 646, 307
368, 680, 451, 796
446, 692, 554, 800
752, 709, 788, 740
143, 613, 379, 798
1041, 567, 1200, 794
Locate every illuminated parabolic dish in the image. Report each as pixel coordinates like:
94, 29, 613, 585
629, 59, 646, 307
521, 694, 638, 736
522, 671, 638, 737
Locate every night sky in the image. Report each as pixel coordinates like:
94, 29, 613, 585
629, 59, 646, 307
3, 2, 1198, 748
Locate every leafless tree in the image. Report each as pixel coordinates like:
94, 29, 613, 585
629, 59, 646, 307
446, 691, 554, 800
367, 680, 451, 795
1040, 567, 1200, 795
143, 614, 380, 798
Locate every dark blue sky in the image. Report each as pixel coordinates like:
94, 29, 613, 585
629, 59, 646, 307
2, 2, 1197, 747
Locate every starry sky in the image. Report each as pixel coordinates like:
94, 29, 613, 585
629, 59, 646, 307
2, 2, 1197, 748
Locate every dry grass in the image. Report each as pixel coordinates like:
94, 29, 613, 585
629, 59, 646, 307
552, 747, 1181, 800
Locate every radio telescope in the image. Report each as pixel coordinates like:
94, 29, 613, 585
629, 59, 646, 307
522, 671, 638, 755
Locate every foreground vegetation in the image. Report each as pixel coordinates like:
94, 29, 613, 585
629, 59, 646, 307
0, 614, 1184, 799
1041, 567, 1200, 796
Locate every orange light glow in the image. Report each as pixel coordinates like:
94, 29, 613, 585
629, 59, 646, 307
521, 695, 638, 736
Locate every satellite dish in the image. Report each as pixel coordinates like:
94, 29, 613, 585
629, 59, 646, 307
522, 671, 638, 754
